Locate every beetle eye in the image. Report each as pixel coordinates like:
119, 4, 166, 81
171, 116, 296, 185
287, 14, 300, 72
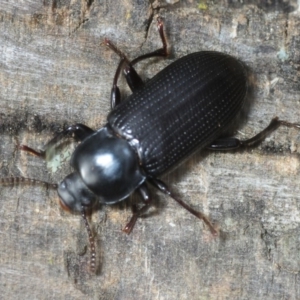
57, 172, 96, 213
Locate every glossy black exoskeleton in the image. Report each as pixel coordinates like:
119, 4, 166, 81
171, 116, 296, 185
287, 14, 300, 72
3, 18, 300, 272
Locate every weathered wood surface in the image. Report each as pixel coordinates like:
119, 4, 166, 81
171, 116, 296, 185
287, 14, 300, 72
1, 1, 300, 299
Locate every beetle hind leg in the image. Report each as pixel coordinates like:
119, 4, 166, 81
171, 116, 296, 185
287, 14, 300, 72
207, 117, 300, 150
149, 177, 219, 236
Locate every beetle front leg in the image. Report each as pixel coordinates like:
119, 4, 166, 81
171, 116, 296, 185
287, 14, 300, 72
20, 123, 95, 159
207, 117, 300, 150
123, 182, 152, 234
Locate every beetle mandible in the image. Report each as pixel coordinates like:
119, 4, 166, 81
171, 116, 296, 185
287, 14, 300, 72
2, 18, 300, 272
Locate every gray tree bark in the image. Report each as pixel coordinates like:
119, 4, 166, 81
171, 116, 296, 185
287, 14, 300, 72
1, 0, 300, 299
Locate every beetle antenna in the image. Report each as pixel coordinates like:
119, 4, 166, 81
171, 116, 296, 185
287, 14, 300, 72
0, 176, 58, 189
81, 206, 96, 273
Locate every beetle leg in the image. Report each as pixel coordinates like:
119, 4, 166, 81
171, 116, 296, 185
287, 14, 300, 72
239, 118, 300, 148
19, 144, 46, 158
20, 124, 95, 159
130, 17, 168, 66
105, 39, 144, 108
148, 177, 218, 236
44, 123, 95, 146
208, 117, 300, 150
122, 182, 152, 234
110, 57, 125, 109
106, 17, 168, 109
122, 17, 168, 90
108, 54, 144, 108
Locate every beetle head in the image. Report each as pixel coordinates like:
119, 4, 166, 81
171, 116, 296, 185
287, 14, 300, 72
57, 172, 97, 212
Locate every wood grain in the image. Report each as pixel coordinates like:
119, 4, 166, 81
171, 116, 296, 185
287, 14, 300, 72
1, 1, 300, 299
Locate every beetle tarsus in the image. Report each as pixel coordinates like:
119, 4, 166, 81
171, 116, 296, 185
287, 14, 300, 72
19, 144, 46, 158
130, 17, 168, 66
123, 203, 151, 234
239, 117, 300, 148
277, 119, 300, 129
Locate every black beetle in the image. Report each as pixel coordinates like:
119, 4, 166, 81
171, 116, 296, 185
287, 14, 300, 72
2, 18, 300, 272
